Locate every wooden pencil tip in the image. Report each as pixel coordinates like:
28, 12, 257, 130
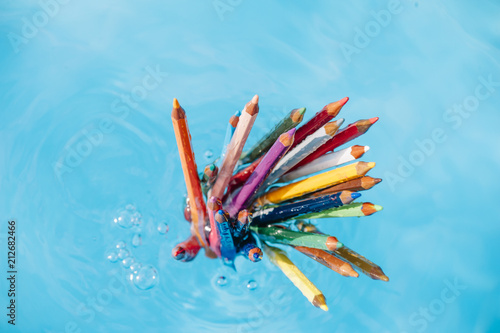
320, 304, 329, 312
324, 120, 342, 136
173, 98, 180, 108
369, 117, 379, 124
361, 203, 377, 216
312, 295, 328, 311
280, 128, 296, 146
380, 275, 390, 282
339, 96, 349, 106
325, 97, 349, 116
291, 107, 306, 122
351, 145, 368, 159
297, 107, 306, 115
367, 162, 376, 169
374, 178, 382, 184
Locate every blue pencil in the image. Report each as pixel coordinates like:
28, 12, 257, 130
252, 191, 361, 225
215, 209, 237, 266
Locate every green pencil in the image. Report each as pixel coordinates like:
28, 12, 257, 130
292, 202, 383, 220
250, 225, 342, 251
240, 107, 305, 164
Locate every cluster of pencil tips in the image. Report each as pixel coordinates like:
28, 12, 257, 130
171, 95, 388, 311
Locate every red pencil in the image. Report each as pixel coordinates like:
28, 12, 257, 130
290, 117, 378, 171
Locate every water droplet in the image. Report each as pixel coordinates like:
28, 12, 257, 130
132, 234, 142, 247
133, 265, 159, 290
247, 280, 258, 290
204, 149, 213, 160
129, 262, 143, 273
115, 241, 127, 249
121, 257, 135, 268
118, 248, 131, 259
106, 251, 118, 263
157, 222, 169, 234
114, 206, 142, 229
217, 276, 228, 287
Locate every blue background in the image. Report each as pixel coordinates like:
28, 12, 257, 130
1, 0, 499, 332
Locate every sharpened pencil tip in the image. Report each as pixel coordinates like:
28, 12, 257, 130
374, 178, 382, 184
380, 275, 390, 282
337, 241, 344, 249
367, 162, 376, 168
320, 304, 329, 312
297, 107, 306, 115
364, 146, 370, 152
351, 192, 361, 200
173, 98, 180, 108
339, 96, 349, 106
252, 94, 259, 104
369, 117, 379, 124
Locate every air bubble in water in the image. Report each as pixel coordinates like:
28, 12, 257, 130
133, 265, 159, 290
204, 149, 213, 160
129, 262, 143, 273
118, 248, 131, 259
247, 280, 258, 290
106, 251, 118, 263
115, 241, 126, 249
217, 276, 228, 287
121, 257, 135, 268
114, 205, 142, 229
132, 234, 142, 247
157, 222, 169, 234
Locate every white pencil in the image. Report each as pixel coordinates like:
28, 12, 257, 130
259, 119, 344, 191
210, 95, 259, 199
280, 145, 370, 183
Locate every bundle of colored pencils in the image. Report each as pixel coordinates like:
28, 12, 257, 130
171, 95, 388, 311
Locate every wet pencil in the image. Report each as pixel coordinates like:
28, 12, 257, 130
294, 202, 383, 220
211, 95, 259, 199
220, 111, 241, 165
223, 156, 261, 202
261, 119, 344, 191
171, 98, 208, 247
291, 246, 359, 277
239, 235, 263, 262
215, 210, 237, 265
241, 107, 305, 164
233, 209, 252, 239
255, 161, 376, 206
290, 97, 349, 150
250, 225, 343, 251
311, 176, 382, 197
172, 234, 201, 262
281, 145, 369, 183
207, 196, 223, 257
262, 242, 328, 311
227, 128, 295, 218
252, 191, 360, 225
296, 223, 389, 282
291, 117, 378, 171
201, 163, 218, 197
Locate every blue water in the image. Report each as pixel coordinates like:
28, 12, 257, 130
1, 1, 500, 332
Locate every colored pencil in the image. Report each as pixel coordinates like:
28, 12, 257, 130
252, 191, 360, 225
239, 236, 263, 262
250, 225, 343, 251
223, 98, 348, 199
255, 161, 376, 206
291, 117, 378, 171
215, 210, 237, 265
261, 119, 344, 190
311, 176, 382, 197
262, 242, 328, 311
241, 107, 305, 164
227, 128, 295, 217
292, 246, 359, 278
171, 98, 208, 247
211, 95, 259, 199
201, 163, 218, 196
233, 209, 252, 239
207, 196, 223, 257
172, 234, 201, 262
220, 110, 241, 165
280, 145, 369, 183
290, 97, 349, 151
293, 202, 383, 220
295, 222, 389, 282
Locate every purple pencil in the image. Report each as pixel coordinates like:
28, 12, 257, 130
227, 128, 295, 218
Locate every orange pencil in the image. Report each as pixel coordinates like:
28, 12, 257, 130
172, 98, 209, 248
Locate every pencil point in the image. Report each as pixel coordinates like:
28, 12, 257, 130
369, 117, 379, 124
367, 162, 376, 168
351, 192, 361, 200
252, 94, 259, 104
320, 304, 329, 312
374, 204, 384, 211
361, 203, 378, 216
324, 119, 343, 136
313, 295, 328, 311
172, 246, 185, 260
351, 145, 368, 159
297, 107, 306, 115
173, 98, 180, 108
337, 241, 344, 249
374, 178, 382, 184
380, 275, 390, 282
340, 96, 349, 106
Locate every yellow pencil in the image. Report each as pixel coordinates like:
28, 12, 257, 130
256, 161, 375, 205
262, 242, 328, 311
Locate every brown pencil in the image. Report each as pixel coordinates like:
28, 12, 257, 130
292, 246, 359, 278
311, 176, 382, 197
